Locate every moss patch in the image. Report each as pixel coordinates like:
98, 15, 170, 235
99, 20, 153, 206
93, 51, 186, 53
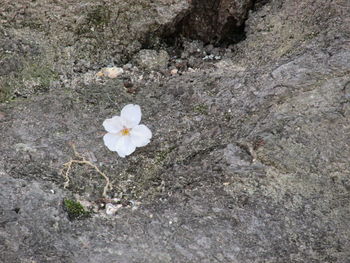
87, 5, 111, 28
0, 80, 12, 103
155, 146, 176, 164
63, 199, 90, 221
193, 104, 209, 115
22, 62, 58, 92
1, 62, 59, 102
76, 5, 111, 35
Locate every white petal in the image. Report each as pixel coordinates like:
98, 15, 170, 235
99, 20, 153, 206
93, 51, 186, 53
103, 133, 121, 151
130, 124, 152, 147
115, 136, 136, 157
120, 104, 141, 127
103, 116, 123, 133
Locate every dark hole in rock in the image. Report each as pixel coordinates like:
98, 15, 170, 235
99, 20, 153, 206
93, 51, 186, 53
252, 0, 271, 11
161, 0, 268, 48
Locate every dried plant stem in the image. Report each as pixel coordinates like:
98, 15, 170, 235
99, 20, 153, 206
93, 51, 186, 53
61, 144, 110, 198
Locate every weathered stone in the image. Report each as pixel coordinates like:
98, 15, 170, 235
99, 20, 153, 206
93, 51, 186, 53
165, 0, 253, 43
0, 57, 22, 76
97, 67, 124, 78
0, 0, 190, 100
133, 49, 170, 71
0, 0, 350, 262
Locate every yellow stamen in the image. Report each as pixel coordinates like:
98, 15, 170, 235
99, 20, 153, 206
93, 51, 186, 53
120, 127, 131, 136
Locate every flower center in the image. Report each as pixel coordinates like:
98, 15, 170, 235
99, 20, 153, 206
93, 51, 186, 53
120, 127, 131, 136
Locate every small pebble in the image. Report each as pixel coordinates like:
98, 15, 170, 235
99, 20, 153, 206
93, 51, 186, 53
105, 203, 122, 215
123, 63, 133, 70
170, 68, 178, 75
97, 67, 124, 78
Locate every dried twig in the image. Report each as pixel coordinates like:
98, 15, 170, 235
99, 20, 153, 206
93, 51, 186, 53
61, 144, 110, 198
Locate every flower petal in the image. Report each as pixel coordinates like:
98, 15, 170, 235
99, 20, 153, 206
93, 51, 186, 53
103, 133, 121, 151
115, 136, 136, 157
103, 116, 124, 133
130, 124, 152, 147
121, 104, 141, 127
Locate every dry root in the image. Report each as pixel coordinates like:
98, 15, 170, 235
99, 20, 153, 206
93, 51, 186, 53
61, 143, 110, 198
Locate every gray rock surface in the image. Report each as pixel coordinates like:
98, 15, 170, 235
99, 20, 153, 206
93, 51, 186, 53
164, 0, 254, 43
133, 49, 170, 71
1, 0, 350, 262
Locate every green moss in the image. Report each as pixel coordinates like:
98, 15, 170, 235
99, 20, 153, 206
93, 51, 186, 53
155, 146, 176, 164
88, 5, 111, 27
0, 80, 12, 103
63, 199, 90, 221
193, 104, 209, 115
0, 62, 57, 103
22, 63, 58, 92
20, 19, 43, 30
116, 146, 177, 200
77, 5, 111, 35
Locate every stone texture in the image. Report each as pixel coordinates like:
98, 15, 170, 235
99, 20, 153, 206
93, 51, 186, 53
166, 0, 254, 43
0, 0, 190, 102
133, 49, 170, 71
1, 0, 350, 262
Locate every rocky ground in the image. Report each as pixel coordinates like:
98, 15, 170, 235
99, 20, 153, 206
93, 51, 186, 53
1, 0, 350, 262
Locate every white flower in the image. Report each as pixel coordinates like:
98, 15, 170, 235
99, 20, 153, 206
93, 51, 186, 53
103, 104, 152, 157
